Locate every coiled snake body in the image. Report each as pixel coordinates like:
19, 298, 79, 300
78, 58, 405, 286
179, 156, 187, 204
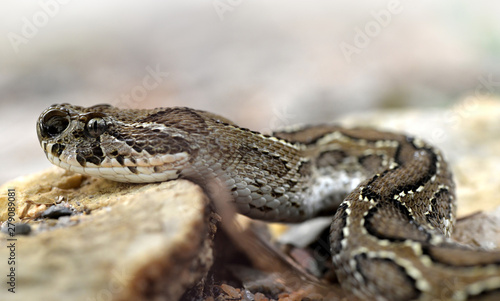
37, 103, 500, 300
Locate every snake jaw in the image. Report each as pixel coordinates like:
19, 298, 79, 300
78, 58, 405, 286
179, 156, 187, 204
43, 140, 189, 183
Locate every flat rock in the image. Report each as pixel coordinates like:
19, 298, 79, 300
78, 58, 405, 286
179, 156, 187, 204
0, 167, 215, 301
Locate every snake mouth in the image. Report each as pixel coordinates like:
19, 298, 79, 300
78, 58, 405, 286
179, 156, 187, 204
43, 141, 189, 183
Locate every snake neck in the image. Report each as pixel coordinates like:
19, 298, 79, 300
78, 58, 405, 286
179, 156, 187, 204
177, 118, 315, 222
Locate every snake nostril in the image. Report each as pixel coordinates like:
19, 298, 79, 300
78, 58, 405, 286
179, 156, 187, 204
41, 109, 71, 138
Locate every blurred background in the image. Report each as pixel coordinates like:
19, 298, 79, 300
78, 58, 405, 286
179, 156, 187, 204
1, 0, 499, 184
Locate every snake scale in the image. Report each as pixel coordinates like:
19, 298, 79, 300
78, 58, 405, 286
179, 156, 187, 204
36, 103, 500, 300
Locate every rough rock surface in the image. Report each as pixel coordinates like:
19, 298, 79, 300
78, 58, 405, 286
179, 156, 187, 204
0, 167, 215, 301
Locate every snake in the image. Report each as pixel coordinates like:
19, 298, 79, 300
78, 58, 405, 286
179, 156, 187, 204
36, 103, 500, 300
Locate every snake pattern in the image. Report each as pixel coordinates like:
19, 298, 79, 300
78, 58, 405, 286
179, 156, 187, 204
36, 103, 500, 300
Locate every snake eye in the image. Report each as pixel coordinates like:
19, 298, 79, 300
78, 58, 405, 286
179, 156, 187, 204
41, 109, 71, 138
86, 118, 107, 137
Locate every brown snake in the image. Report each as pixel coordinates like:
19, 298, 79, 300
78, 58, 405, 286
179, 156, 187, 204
36, 103, 500, 300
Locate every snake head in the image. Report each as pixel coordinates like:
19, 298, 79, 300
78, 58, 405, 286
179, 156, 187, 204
36, 103, 200, 183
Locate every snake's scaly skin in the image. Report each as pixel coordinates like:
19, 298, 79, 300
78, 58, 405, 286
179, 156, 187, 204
37, 103, 500, 300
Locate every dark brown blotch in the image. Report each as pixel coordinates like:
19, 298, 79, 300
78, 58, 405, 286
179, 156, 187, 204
76, 154, 86, 167
116, 155, 125, 166
316, 150, 347, 168
86, 156, 102, 166
358, 154, 384, 172
144, 145, 157, 155
51, 143, 66, 157
92, 146, 104, 157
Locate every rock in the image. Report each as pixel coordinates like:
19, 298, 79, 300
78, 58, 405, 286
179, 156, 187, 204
0, 167, 215, 301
